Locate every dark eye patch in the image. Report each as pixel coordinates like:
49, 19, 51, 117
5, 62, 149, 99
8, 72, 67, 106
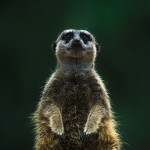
61, 32, 74, 44
80, 32, 92, 44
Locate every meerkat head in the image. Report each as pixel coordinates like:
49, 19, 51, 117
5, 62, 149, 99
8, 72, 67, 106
52, 29, 100, 68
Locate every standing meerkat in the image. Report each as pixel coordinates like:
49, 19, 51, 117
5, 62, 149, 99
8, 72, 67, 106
33, 29, 121, 150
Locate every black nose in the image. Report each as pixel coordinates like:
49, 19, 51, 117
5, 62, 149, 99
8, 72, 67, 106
71, 39, 82, 48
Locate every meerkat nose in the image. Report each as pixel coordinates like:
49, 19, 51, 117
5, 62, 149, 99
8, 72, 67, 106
71, 39, 82, 49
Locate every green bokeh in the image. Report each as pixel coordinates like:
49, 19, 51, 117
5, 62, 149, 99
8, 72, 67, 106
0, 0, 150, 149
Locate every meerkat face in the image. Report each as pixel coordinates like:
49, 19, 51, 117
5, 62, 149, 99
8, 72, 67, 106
52, 29, 100, 66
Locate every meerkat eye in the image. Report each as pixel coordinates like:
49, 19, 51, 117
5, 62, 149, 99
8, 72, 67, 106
61, 32, 74, 44
80, 32, 92, 44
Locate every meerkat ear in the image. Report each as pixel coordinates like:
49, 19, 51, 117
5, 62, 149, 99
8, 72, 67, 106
52, 42, 57, 51
96, 43, 100, 53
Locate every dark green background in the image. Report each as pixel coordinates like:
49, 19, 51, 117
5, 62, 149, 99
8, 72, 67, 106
0, 0, 150, 150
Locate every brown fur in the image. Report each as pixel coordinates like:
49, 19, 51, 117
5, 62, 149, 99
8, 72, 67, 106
33, 30, 121, 150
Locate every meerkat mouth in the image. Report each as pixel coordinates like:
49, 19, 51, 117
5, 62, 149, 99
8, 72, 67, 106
69, 47, 83, 60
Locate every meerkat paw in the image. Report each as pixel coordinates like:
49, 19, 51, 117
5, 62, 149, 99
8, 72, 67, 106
49, 119, 64, 135
51, 124, 64, 135
83, 122, 99, 135
83, 105, 102, 135
46, 104, 64, 136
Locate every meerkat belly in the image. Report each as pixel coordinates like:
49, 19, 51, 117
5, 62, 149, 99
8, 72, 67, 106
62, 82, 90, 136
57, 79, 91, 149
55, 76, 90, 138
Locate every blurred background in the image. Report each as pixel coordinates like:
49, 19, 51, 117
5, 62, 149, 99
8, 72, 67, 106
0, 0, 150, 149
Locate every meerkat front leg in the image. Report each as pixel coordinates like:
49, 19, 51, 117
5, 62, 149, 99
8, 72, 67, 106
44, 104, 64, 135
84, 104, 103, 134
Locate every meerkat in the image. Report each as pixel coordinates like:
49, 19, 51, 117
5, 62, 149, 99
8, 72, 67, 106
33, 29, 121, 150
